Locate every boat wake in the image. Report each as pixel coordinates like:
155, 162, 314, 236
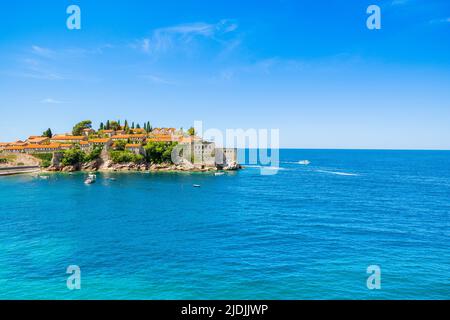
281, 160, 310, 165
315, 170, 359, 176
245, 165, 286, 170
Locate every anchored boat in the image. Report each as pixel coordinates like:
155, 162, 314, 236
84, 173, 97, 185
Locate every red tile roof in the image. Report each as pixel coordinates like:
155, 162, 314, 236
24, 143, 61, 150
4, 146, 25, 151
112, 134, 146, 139
52, 135, 86, 141
89, 138, 110, 143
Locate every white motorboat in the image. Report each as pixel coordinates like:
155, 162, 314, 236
84, 173, 97, 184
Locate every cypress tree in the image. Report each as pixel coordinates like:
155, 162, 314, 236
42, 128, 53, 138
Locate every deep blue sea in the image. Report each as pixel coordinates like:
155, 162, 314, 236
0, 149, 449, 299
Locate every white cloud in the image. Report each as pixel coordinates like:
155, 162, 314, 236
17, 58, 66, 80
31, 45, 55, 58
32, 44, 114, 59
141, 74, 175, 85
215, 58, 287, 81
18, 72, 65, 80
40, 98, 66, 104
137, 19, 239, 55
429, 17, 450, 24
5, 44, 113, 82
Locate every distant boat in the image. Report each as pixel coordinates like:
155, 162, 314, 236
298, 160, 311, 165
39, 175, 50, 180
84, 173, 96, 185
193, 184, 201, 188
214, 172, 225, 176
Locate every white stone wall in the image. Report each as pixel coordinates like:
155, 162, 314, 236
178, 141, 237, 167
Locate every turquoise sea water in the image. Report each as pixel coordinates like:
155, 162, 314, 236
0, 149, 449, 299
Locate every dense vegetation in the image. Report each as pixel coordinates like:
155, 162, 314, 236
60, 146, 102, 166
109, 150, 144, 164
84, 147, 102, 162
144, 142, 178, 164
61, 148, 85, 166
32, 153, 53, 168
40, 143, 178, 167
108, 141, 177, 164
113, 140, 127, 151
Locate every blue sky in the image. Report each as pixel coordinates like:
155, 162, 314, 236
0, 0, 449, 149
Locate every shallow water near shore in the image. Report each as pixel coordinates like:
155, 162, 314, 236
0, 149, 449, 299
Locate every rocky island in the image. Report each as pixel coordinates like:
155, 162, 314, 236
0, 120, 240, 175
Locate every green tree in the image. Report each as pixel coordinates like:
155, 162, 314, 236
72, 120, 92, 136
85, 146, 102, 162
106, 120, 111, 130
32, 153, 53, 167
42, 128, 53, 138
109, 121, 120, 131
61, 147, 85, 166
136, 123, 141, 129
99, 122, 104, 131
187, 127, 195, 136
147, 121, 152, 132
131, 122, 135, 129
109, 150, 144, 164
114, 140, 127, 151
144, 142, 178, 164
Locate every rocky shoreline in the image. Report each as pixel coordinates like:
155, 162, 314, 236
45, 159, 241, 173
